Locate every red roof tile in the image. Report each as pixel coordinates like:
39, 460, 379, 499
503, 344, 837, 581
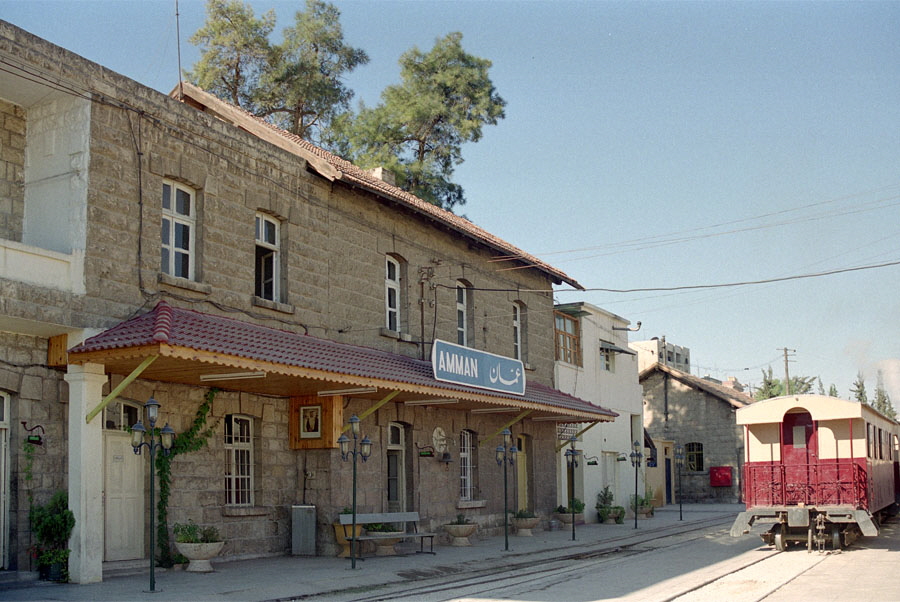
70, 302, 615, 420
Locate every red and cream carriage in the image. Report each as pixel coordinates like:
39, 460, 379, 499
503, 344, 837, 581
730, 394, 899, 551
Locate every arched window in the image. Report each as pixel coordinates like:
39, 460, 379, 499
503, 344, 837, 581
685, 442, 703, 472
512, 302, 527, 362
255, 213, 280, 301
456, 281, 473, 346
225, 414, 254, 506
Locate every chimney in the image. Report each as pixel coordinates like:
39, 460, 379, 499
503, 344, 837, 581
366, 167, 396, 186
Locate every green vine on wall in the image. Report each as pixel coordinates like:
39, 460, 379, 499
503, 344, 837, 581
154, 388, 219, 567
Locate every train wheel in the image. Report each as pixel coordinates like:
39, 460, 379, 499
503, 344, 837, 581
831, 526, 842, 552
774, 525, 787, 552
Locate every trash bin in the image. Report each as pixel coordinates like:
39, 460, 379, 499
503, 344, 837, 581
291, 505, 316, 555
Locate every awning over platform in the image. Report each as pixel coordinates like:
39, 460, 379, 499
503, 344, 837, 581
68, 302, 617, 422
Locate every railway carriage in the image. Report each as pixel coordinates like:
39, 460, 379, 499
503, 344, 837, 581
730, 394, 899, 551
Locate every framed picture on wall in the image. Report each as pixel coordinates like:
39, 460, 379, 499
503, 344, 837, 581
300, 405, 322, 439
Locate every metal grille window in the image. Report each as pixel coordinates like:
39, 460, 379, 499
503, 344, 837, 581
385, 256, 401, 332
685, 442, 704, 472
161, 180, 196, 280
225, 415, 254, 506
554, 311, 581, 366
255, 213, 280, 301
459, 430, 478, 501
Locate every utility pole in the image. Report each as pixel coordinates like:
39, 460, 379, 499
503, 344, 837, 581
781, 347, 796, 394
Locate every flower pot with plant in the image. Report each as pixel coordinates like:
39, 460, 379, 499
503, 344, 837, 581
29, 490, 75, 582
554, 498, 585, 524
511, 509, 540, 536
365, 522, 405, 556
595, 486, 623, 524
173, 521, 224, 572
630, 494, 655, 519
443, 514, 477, 546
333, 507, 364, 558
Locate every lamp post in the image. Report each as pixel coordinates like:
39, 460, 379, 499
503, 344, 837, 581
337, 415, 372, 570
674, 444, 685, 521
630, 440, 642, 530
564, 435, 580, 541
495, 428, 517, 551
130, 397, 176, 593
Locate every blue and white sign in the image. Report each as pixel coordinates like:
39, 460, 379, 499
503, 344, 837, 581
431, 339, 526, 396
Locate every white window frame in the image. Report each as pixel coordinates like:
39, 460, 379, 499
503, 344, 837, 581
459, 429, 477, 501
224, 414, 254, 506
599, 342, 616, 372
255, 213, 280, 301
161, 179, 196, 280
385, 256, 401, 332
456, 283, 470, 347
512, 304, 522, 361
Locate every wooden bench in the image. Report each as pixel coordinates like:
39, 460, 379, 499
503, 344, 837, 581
338, 511, 436, 559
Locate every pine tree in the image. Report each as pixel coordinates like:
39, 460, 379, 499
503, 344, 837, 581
850, 372, 868, 405
874, 370, 896, 419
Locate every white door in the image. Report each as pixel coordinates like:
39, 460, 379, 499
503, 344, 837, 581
103, 431, 144, 561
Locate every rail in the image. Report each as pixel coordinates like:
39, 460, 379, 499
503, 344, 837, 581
744, 460, 868, 508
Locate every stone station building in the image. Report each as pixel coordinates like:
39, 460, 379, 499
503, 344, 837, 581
0, 22, 617, 584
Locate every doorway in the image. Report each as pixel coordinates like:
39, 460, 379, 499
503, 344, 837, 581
386, 422, 410, 513
781, 411, 817, 505
516, 435, 529, 512
103, 401, 144, 561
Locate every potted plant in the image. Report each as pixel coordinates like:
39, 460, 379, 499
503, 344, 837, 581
554, 498, 585, 524
365, 522, 405, 556
333, 507, 364, 558
443, 514, 477, 546
595, 486, 623, 524
511, 509, 540, 536
29, 490, 75, 582
630, 494, 654, 519
173, 520, 225, 572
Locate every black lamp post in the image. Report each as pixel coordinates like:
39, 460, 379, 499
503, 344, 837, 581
495, 428, 517, 552
337, 415, 372, 570
564, 435, 580, 541
130, 397, 176, 593
629, 440, 642, 530
674, 444, 685, 521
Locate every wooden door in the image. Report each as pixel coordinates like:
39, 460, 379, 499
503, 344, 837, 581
516, 435, 528, 512
104, 431, 144, 561
782, 412, 817, 504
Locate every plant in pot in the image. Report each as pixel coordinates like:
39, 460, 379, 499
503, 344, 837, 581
173, 520, 224, 572
595, 486, 623, 524
365, 522, 405, 556
29, 490, 75, 582
444, 514, 477, 546
333, 507, 364, 558
554, 498, 585, 524
511, 509, 540, 536
630, 493, 654, 519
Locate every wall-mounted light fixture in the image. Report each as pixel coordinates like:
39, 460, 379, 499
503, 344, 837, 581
612, 321, 642, 331
199, 371, 266, 382
317, 387, 377, 397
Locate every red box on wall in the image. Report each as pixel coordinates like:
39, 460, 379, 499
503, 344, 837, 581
709, 466, 732, 487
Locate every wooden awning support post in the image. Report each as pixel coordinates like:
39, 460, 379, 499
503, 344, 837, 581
84, 355, 158, 424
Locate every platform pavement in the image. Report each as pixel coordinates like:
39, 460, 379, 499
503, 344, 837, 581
0, 504, 742, 602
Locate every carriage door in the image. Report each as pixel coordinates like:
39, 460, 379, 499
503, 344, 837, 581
782, 411, 817, 504
103, 401, 144, 561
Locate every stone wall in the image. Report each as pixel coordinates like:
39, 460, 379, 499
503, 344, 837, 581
0, 98, 24, 243
642, 371, 743, 503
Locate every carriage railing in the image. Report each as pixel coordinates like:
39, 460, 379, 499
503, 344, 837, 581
745, 461, 868, 509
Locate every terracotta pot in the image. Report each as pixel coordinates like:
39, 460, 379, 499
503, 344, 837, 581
555, 512, 584, 525
512, 517, 540, 536
174, 541, 225, 573
444, 523, 477, 546
372, 532, 405, 556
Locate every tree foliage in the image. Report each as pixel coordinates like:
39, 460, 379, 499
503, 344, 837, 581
334, 32, 506, 211
873, 370, 896, 419
754, 366, 816, 401
188, 0, 275, 108
850, 371, 868, 405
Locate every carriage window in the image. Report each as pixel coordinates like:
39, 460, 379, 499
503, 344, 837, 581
866, 423, 874, 458
878, 428, 884, 460
792, 426, 806, 449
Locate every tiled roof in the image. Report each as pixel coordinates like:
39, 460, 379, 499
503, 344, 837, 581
175, 82, 582, 290
639, 363, 752, 409
70, 302, 616, 420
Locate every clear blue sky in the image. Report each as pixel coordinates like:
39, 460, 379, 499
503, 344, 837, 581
2, 0, 898, 402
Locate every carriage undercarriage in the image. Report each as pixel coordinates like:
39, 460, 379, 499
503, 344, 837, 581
730, 505, 877, 552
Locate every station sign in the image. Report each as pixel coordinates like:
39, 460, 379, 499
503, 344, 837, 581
431, 339, 525, 396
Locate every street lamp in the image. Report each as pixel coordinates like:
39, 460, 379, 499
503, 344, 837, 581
564, 435, 580, 541
674, 444, 685, 521
130, 397, 176, 593
630, 440, 642, 530
337, 415, 372, 570
495, 428, 517, 552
